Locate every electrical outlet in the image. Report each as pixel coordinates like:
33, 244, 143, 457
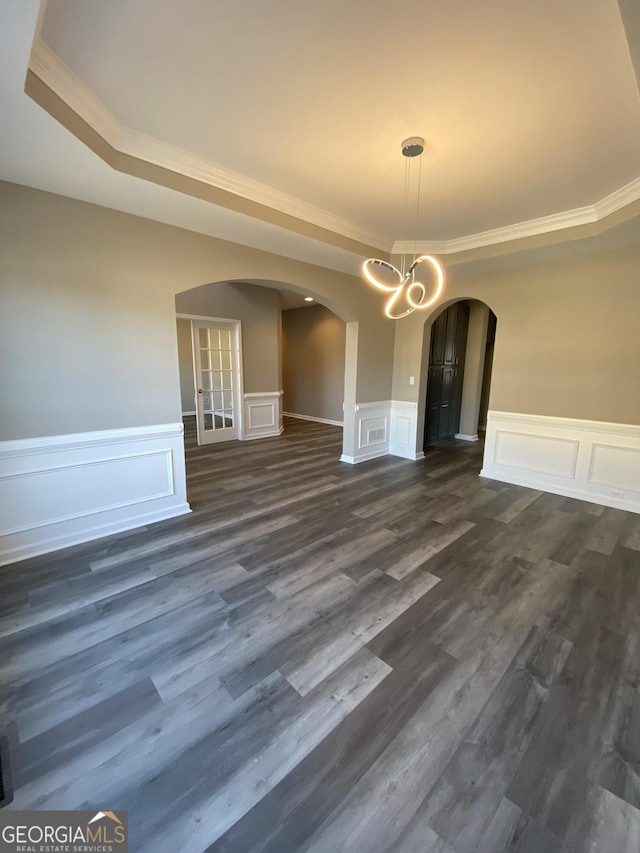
409, 376, 415, 385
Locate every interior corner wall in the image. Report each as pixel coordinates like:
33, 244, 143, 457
282, 305, 346, 423
176, 318, 196, 413
458, 302, 490, 438
176, 282, 282, 394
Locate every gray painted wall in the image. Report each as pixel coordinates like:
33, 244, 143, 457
282, 305, 346, 423
4, 181, 640, 451
0, 182, 394, 441
392, 246, 640, 431
176, 318, 196, 412
176, 281, 282, 395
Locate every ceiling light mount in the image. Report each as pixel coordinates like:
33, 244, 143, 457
401, 137, 424, 158
362, 136, 445, 319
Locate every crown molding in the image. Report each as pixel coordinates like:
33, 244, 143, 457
29, 39, 121, 143
28, 38, 640, 261
393, 175, 640, 256
28, 38, 390, 253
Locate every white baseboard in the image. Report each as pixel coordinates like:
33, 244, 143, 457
283, 412, 344, 427
340, 446, 389, 465
182, 410, 196, 417
243, 391, 283, 441
0, 422, 190, 565
455, 433, 479, 442
243, 426, 284, 441
481, 411, 640, 514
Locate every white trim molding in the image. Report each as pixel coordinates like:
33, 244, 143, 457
455, 433, 479, 442
393, 176, 640, 256
283, 412, 344, 428
28, 39, 388, 254
389, 400, 423, 461
29, 39, 640, 261
243, 391, 284, 441
0, 423, 190, 565
481, 411, 640, 514
341, 401, 390, 464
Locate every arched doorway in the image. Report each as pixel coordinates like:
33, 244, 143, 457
174, 278, 357, 458
421, 299, 497, 453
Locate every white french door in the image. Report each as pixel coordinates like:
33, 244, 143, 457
192, 320, 242, 445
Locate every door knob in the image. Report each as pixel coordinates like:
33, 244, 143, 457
198, 389, 203, 394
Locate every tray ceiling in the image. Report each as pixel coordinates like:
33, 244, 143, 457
3, 0, 640, 272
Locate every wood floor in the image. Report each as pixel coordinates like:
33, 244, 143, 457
1, 417, 640, 852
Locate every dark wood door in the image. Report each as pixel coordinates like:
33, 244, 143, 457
424, 303, 470, 447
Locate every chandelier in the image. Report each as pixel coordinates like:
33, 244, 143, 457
362, 137, 445, 319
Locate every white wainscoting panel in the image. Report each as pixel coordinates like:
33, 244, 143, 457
243, 391, 283, 441
0, 423, 190, 565
341, 401, 390, 464
494, 430, 579, 479
481, 411, 640, 513
389, 401, 423, 460
589, 444, 640, 493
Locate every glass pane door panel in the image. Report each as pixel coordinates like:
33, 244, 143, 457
193, 321, 240, 445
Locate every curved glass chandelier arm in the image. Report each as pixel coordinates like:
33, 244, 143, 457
405, 281, 426, 308
405, 255, 444, 310
361, 258, 403, 293
384, 283, 414, 319
363, 254, 445, 318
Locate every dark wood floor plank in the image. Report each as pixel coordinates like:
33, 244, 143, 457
134, 648, 391, 853
416, 626, 572, 852
209, 639, 455, 853
506, 622, 627, 843
2, 417, 639, 852
474, 798, 563, 853
585, 506, 628, 555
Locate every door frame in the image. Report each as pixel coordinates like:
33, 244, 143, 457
177, 313, 245, 443
419, 300, 495, 454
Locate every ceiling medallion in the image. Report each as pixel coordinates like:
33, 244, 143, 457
362, 137, 445, 319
